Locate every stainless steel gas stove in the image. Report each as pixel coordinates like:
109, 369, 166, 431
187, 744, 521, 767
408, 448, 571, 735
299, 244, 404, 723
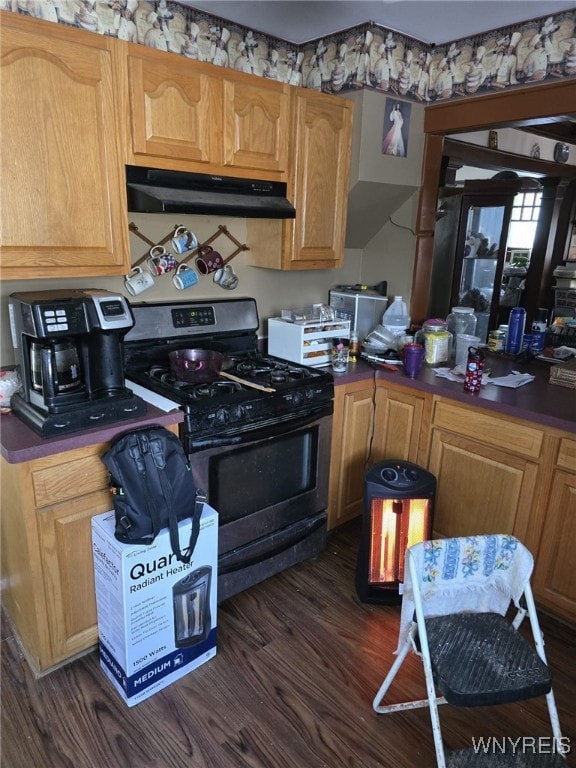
123, 298, 333, 602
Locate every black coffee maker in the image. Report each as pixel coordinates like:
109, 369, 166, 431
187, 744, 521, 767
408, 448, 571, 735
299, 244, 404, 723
9, 289, 147, 437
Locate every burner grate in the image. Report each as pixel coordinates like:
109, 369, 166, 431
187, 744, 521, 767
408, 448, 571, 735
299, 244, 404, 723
236, 357, 312, 384
147, 365, 242, 399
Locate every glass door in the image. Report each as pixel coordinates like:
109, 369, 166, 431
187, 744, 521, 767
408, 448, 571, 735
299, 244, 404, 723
451, 194, 514, 342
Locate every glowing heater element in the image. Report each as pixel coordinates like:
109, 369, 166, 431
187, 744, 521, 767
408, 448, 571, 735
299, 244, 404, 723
368, 498, 431, 585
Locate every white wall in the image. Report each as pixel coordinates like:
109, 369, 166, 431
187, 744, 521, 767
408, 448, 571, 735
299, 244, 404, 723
0, 212, 369, 364
1, 210, 422, 366
361, 191, 419, 301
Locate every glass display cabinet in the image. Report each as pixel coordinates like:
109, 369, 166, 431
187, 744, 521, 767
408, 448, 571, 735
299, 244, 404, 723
428, 181, 517, 343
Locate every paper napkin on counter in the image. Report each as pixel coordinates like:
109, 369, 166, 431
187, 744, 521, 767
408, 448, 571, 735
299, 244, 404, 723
433, 367, 489, 385
433, 367, 534, 388
487, 371, 535, 388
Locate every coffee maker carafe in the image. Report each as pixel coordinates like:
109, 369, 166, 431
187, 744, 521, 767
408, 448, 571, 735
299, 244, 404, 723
30, 339, 82, 396
9, 289, 146, 437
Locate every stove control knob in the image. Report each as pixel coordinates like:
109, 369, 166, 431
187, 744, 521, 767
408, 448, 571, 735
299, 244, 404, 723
215, 407, 231, 424
231, 405, 246, 421
292, 391, 304, 406
305, 387, 315, 401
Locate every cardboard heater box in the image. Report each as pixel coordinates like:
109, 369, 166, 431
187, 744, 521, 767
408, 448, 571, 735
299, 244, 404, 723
91, 504, 218, 707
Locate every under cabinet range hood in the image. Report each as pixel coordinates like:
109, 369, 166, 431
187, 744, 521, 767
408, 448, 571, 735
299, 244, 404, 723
126, 165, 296, 219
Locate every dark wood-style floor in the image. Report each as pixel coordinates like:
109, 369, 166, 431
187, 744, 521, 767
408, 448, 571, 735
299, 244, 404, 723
2, 519, 575, 768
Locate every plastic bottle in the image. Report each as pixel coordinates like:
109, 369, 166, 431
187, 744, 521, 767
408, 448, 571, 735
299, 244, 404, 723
382, 296, 410, 335
446, 307, 477, 358
349, 331, 360, 361
464, 346, 485, 394
505, 307, 526, 355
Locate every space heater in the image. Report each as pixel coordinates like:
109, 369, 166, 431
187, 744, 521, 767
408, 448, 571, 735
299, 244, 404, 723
356, 461, 435, 604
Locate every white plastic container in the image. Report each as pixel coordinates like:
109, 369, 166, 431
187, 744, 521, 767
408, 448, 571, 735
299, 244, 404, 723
382, 296, 410, 334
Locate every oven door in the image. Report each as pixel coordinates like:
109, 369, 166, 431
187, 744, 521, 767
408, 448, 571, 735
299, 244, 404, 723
187, 408, 332, 599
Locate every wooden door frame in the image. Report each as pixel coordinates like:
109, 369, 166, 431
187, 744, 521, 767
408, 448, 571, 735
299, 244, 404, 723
411, 79, 576, 324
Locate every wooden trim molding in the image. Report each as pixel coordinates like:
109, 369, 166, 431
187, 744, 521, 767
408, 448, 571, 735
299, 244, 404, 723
424, 80, 576, 135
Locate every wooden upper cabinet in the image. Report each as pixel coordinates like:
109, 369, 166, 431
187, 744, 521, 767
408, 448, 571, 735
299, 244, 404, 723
246, 88, 354, 270
125, 44, 288, 177
126, 44, 223, 167
0, 12, 129, 279
286, 89, 353, 269
222, 75, 289, 173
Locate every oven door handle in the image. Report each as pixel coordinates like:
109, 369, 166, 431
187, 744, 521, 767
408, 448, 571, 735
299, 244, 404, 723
188, 407, 332, 452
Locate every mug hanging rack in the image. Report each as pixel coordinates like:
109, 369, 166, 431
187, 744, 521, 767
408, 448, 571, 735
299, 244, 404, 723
128, 222, 249, 270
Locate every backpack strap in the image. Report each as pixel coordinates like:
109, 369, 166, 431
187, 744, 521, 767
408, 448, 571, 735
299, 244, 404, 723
130, 432, 163, 540
147, 432, 205, 564
185, 489, 206, 561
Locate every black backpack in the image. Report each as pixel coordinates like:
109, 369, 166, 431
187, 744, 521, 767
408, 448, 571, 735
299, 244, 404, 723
101, 425, 205, 564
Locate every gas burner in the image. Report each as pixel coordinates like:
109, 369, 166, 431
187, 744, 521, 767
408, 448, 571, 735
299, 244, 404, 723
235, 357, 312, 383
236, 360, 274, 377
150, 365, 170, 379
146, 365, 241, 398
188, 380, 242, 399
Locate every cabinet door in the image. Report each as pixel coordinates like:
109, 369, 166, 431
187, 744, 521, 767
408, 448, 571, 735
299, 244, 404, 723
532, 438, 576, 624
376, 383, 426, 463
127, 45, 222, 166
286, 90, 353, 269
0, 13, 129, 278
427, 429, 538, 539
223, 75, 289, 173
328, 382, 385, 530
37, 490, 110, 666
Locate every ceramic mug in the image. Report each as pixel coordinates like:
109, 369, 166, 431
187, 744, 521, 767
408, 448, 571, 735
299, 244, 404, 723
173, 263, 199, 291
147, 245, 177, 276
195, 245, 224, 275
172, 227, 198, 255
124, 266, 154, 295
213, 264, 239, 290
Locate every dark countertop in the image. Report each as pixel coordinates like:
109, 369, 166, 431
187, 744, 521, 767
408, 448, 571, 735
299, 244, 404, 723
0, 405, 184, 464
2, 354, 574, 464
332, 354, 576, 434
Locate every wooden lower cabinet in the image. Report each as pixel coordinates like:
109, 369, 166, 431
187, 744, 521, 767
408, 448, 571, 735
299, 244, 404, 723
0, 426, 178, 675
327, 379, 427, 530
426, 398, 543, 542
532, 438, 576, 624
328, 379, 576, 624
427, 429, 539, 539
327, 380, 383, 530
377, 381, 428, 464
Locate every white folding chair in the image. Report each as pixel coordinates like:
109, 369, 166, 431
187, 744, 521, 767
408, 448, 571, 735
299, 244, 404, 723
373, 535, 566, 767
